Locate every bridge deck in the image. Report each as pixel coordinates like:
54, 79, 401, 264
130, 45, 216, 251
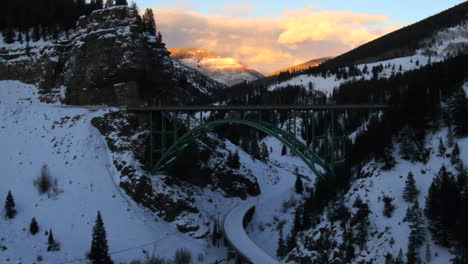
127, 104, 390, 112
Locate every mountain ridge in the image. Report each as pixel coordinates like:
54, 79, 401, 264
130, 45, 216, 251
168, 48, 264, 86
266, 57, 332, 77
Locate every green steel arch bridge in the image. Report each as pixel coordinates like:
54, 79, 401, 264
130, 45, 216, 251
127, 104, 389, 178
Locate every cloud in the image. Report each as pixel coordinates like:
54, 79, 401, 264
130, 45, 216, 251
154, 6, 397, 74
213, 2, 259, 18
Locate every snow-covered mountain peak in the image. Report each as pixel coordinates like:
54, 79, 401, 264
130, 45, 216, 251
168, 48, 264, 86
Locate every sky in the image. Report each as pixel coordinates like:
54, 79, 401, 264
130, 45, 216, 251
134, 0, 466, 74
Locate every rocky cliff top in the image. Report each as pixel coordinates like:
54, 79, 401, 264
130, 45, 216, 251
0, 6, 218, 106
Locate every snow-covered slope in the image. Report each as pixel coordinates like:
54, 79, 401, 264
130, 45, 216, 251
268, 23, 468, 96
0, 80, 321, 263
285, 128, 467, 264
169, 48, 264, 87
0, 80, 228, 263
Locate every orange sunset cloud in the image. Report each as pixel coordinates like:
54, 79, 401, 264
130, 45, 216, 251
154, 5, 398, 74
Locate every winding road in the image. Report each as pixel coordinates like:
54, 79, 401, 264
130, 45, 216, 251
223, 197, 281, 264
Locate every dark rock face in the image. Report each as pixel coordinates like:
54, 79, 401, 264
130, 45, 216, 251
63, 7, 167, 105
0, 6, 175, 106
92, 111, 198, 222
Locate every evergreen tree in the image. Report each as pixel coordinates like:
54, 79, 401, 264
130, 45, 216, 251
292, 206, 303, 235
403, 172, 419, 203
295, 169, 304, 194
399, 126, 417, 161
285, 233, 296, 253
130, 1, 139, 11
32, 25, 40, 42
88, 211, 112, 264
447, 125, 455, 147
425, 244, 432, 263
385, 253, 394, 264
4, 190, 16, 219
407, 236, 421, 264
114, 0, 127, 5
211, 222, 218, 246
425, 165, 462, 247
455, 160, 467, 191
394, 249, 405, 264
381, 144, 396, 170
409, 201, 426, 247
261, 142, 269, 161
437, 138, 446, 157
227, 151, 240, 169
105, 0, 114, 8
383, 196, 396, 218
47, 229, 60, 251
276, 227, 287, 258
30, 217, 39, 235
3, 27, 15, 44
281, 145, 287, 156
448, 88, 468, 137
142, 8, 156, 36
350, 198, 371, 250
450, 143, 460, 165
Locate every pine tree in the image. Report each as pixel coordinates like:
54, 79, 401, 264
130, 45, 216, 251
447, 125, 455, 147
30, 217, 39, 235
104, 0, 113, 8
130, 1, 138, 11
281, 145, 287, 156
399, 126, 416, 161
3, 27, 15, 44
114, 0, 127, 5
292, 206, 303, 235
403, 172, 419, 203
32, 25, 40, 42
47, 229, 60, 251
226, 150, 240, 169
211, 222, 218, 246
425, 244, 432, 263
4, 190, 16, 219
142, 8, 156, 36
261, 142, 269, 161
455, 160, 467, 191
96, 0, 104, 9
409, 201, 426, 247
437, 138, 446, 157
407, 235, 421, 264
295, 169, 303, 194
276, 227, 286, 258
448, 88, 468, 137
88, 211, 112, 264
382, 144, 396, 170
394, 249, 405, 264
385, 253, 394, 264
450, 143, 460, 165
425, 165, 461, 247
351, 198, 371, 250
383, 196, 396, 218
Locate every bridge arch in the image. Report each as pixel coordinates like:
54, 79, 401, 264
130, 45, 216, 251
154, 118, 329, 178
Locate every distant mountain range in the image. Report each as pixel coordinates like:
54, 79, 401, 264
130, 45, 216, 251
168, 48, 264, 86
266, 57, 332, 77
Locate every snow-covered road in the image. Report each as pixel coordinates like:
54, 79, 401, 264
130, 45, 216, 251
223, 197, 281, 264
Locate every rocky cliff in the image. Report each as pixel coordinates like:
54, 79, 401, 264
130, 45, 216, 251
0, 7, 219, 106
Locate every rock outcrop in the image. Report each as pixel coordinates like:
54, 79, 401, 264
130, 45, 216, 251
0, 6, 194, 106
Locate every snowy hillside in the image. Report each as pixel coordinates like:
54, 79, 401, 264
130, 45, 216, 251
0, 80, 321, 263
268, 23, 468, 97
283, 128, 467, 263
169, 48, 264, 87
0, 80, 230, 263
